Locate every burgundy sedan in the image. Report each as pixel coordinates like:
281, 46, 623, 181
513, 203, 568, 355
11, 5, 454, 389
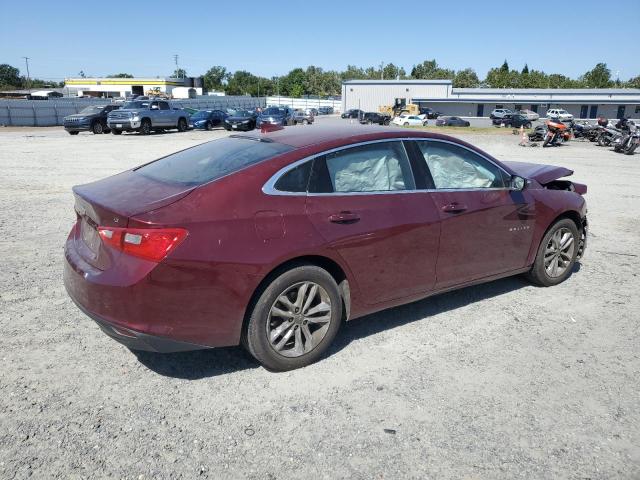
64, 126, 587, 371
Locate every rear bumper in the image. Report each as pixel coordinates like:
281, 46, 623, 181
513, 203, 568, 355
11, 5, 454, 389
68, 294, 209, 352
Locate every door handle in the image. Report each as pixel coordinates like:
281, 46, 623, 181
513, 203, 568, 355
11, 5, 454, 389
328, 212, 361, 224
441, 203, 468, 213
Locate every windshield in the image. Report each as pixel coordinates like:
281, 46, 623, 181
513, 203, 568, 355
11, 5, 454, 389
231, 110, 251, 117
79, 106, 105, 114
262, 107, 284, 116
136, 137, 294, 186
191, 111, 211, 120
122, 101, 150, 109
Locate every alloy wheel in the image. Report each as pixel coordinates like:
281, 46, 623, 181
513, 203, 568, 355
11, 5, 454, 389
544, 227, 575, 278
266, 281, 332, 358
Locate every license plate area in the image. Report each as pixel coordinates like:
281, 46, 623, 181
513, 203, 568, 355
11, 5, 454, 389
81, 219, 100, 255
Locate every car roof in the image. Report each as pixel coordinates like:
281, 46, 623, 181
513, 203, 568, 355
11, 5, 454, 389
234, 124, 464, 150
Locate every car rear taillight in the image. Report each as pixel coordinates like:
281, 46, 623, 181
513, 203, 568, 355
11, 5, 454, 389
97, 226, 188, 262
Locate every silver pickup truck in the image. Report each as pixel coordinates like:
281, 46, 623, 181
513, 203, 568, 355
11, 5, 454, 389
107, 99, 189, 135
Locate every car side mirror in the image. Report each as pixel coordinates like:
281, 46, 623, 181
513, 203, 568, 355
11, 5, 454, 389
510, 175, 526, 191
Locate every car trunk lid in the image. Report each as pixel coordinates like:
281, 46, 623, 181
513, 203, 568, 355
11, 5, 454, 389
72, 170, 195, 269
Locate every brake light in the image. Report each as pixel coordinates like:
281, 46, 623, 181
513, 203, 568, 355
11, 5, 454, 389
97, 226, 188, 262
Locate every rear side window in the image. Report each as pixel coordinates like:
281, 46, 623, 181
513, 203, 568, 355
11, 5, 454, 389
136, 137, 293, 186
274, 161, 312, 192
319, 141, 415, 193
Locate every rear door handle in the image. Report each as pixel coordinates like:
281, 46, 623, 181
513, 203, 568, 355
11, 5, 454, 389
441, 203, 468, 213
329, 212, 361, 224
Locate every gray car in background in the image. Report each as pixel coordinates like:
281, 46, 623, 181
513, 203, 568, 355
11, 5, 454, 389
293, 109, 315, 125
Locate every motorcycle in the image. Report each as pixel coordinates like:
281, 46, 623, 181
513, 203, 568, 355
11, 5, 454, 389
571, 121, 599, 141
596, 123, 622, 147
614, 120, 639, 155
542, 118, 570, 147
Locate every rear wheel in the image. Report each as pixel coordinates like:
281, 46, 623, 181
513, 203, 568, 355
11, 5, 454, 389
140, 119, 152, 135
92, 122, 104, 134
205, 121, 212, 131
403, 122, 409, 126
245, 265, 342, 371
525, 218, 579, 287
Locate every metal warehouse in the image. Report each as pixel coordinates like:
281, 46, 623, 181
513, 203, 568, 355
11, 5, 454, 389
342, 80, 640, 119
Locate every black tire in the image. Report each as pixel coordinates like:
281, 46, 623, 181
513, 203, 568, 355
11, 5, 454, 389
177, 117, 187, 132
543, 134, 553, 147
91, 122, 104, 134
625, 142, 639, 155
525, 218, 580, 287
245, 265, 343, 371
525, 122, 532, 129
140, 119, 152, 135
68, 131, 79, 135
597, 133, 608, 147
111, 129, 122, 135
367, 119, 373, 125
205, 121, 212, 131
403, 122, 409, 126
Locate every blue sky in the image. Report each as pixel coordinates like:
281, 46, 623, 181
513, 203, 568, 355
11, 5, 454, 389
1, 0, 639, 81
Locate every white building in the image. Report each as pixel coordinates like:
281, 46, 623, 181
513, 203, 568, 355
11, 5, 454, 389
64, 77, 204, 98
342, 80, 640, 119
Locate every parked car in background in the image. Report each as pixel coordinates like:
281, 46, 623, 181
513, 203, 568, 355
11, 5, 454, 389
492, 113, 533, 129
436, 116, 471, 127
546, 109, 574, 121
64, 104, 121, 135
257, 107, 295, 127
359, 112, 391, 125
489, 108, 513, 119
518, 109, 540, 121
293, 110, 315, 125
318, 106, 334, 115
419, 107, 442, 119
304, 108, 319, 116
341, 109, 363, 119
392, 114, 427, 127
107, 100, 189, 135
189, 110, 228, 130
223, 110, 257, 131
64, 126, 588, 371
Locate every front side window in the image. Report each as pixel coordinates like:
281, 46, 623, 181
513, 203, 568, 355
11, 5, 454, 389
322, 142, 415, 193
159, 101, 170, 110
416, 141, 508, 189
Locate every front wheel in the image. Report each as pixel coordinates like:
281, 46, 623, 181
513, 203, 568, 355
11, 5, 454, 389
92, 122, 104, 134
205, 121, 212, 131
597, 133, 608, 147
525, 218, 579, 287
403, 122, 409, 126
525, 122, 532, 129
543, 133, 553, 147
244, 265, 343, 371
140, 119, 152, 135
177, 118, 187, 132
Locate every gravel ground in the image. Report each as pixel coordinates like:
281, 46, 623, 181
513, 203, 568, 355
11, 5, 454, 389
0, 118, 639, 479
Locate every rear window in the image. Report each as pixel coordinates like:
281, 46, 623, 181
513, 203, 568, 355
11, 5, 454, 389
136, 137, 293, 186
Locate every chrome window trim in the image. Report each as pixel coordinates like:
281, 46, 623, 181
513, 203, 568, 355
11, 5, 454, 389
262, 137, 513, 197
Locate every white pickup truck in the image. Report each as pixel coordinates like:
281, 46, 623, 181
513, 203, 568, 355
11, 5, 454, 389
107, 99, 189, 135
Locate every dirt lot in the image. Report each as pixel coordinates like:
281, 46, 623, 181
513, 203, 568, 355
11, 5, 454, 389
1, 119, 639, 479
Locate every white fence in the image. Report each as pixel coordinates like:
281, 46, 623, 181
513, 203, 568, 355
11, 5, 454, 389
0, 96, 266, 127
265, 96, 342, 113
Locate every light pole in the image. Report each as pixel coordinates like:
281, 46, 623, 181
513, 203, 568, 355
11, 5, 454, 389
22, 57, 31, 93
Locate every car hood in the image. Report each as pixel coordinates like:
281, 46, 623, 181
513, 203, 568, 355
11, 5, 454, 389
502, 161, 573, 185
65, 114, 94, 120
227, 116, 252, 121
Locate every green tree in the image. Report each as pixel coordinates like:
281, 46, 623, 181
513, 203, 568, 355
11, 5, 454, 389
173, 68, 187, 78
280, 68, 306, 96
340, 65, 366, 80
581, 63, 613, 88
521, 64, 529, 74
500, 60, 509, 73
382, 63, 406, 80
203, 66, 228, 91
625, 75, 640, 89
78, 70, 86, 78
410, 59, 454, 80
0, 64, 21, 89
108, 73, 134, 78
453, 68, 480, 88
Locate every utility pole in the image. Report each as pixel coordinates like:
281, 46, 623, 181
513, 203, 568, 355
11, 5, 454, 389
380, 62, 384, 80
22, 57, 31, 93
173, 54, 179, 78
